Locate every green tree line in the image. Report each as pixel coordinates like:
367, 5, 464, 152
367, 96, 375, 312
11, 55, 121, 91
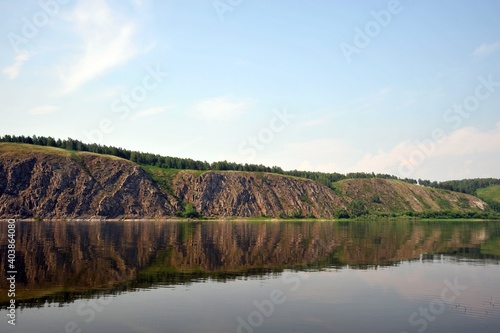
419, 178, 500, 195
0, 134, 431, 189
417, 178, 500, 212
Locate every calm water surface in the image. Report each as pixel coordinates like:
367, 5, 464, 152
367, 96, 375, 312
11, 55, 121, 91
1, 220, 500, 333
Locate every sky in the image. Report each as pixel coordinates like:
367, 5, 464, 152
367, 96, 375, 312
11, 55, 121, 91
1, 0, 499, 181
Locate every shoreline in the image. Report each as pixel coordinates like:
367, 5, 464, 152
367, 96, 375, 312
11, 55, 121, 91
3, 217, 500, 223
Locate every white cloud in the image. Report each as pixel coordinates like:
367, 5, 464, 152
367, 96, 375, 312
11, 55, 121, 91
434, 123, 500, 156
353, 123, 500, 180
3, 51, 31, 79
193, 96, 247, 121
473, 41, 500, 58
28, 105, 59, 116
131, 106, 172, 120
234, 122, 500, 180
60, 0, 139, 94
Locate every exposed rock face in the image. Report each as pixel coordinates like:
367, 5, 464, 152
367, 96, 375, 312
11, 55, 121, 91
171, 173, 487, 217
172, 171, 346, 218
0, 143, 488, 219
0, 145, 178, 219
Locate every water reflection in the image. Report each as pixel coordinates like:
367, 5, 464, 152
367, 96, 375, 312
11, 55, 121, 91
1, 220, 499, 308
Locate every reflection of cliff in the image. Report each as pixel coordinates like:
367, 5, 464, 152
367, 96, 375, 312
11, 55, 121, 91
334, 222, 496, 266
1, 221, 499, 306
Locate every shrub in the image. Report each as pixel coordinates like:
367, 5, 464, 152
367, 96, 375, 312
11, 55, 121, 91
348, 200, 368, 217
182, 204, 200, 218
334, 208, 350, 219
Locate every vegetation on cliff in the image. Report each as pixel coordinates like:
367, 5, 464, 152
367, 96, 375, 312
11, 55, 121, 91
0, 135, 418, 190
1, 141, 497, 219
477, 185, 500, 213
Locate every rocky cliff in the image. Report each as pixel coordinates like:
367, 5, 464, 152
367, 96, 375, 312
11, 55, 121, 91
171, 170, 346, 217
0, 143, 488, 219
0, 143, 178, 219
170, 171, 486, 217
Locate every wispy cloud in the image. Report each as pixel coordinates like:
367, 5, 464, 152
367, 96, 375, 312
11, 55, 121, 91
473, 41, 500, 58
3, 51, 31, 79
432, 123, 500, 156
193, 96, 248, 121
131, 106, 172, 120
28, 105, 59, 116
59, 0, 139, 94
353, 123, 500, 179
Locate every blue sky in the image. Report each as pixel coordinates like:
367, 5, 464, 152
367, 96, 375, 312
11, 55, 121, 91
1, 0, 499, 181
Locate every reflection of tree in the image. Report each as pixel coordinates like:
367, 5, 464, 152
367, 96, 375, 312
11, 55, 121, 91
1, 220, 499, 308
